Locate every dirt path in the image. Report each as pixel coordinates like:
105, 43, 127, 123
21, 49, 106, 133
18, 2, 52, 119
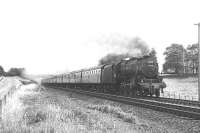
1, 81, 200, 133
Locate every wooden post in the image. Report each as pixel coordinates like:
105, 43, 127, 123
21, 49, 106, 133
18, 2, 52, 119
198, 24, 200, 101
195, 23, 200, 101
0, 100, 2, 118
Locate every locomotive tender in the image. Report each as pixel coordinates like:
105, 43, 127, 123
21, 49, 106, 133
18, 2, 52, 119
42, 55, 166, 97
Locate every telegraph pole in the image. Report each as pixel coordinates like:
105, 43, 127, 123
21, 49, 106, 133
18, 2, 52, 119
195, 23, 200, 101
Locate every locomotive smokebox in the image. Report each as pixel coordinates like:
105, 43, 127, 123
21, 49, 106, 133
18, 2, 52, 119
118, 55, 158, 78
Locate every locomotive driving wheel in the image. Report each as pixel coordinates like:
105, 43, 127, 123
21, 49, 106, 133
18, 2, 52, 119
119, 82, 131, 97
120, 82, 126, 96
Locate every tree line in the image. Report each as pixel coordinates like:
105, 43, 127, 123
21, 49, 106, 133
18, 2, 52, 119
163, 43, 198, 74
0, 66, 25, 77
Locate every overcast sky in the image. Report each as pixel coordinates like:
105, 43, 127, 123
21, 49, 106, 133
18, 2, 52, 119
0, 0, 200, 74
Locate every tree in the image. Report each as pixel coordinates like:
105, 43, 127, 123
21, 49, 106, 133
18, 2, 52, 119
163, 44, 186, 74
0, 66, 5, 75
6, 68, 25, 76
186, 44, 198, 73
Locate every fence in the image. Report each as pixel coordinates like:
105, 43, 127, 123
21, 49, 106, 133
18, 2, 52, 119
161, 91, 198, 101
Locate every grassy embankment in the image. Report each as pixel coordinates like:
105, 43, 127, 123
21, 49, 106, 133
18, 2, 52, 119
1, 77, 200, 133
0, 83, 148, 133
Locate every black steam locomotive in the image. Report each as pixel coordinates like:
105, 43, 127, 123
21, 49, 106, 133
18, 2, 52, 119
42, 55, 166, 97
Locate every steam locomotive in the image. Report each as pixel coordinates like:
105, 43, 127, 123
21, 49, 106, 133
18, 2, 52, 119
42, 55, 166, 97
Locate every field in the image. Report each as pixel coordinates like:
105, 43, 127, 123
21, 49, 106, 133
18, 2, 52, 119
163, 76, 198, 100
0, 78, 200, 133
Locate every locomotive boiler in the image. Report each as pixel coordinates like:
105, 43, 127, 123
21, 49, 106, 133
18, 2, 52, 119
42, 55, 166, 97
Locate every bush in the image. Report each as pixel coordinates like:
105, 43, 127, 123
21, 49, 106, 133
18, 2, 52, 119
6, 68, 25, 77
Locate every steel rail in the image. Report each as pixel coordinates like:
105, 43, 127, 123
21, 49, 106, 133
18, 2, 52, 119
139, 96, 200, 107
45, 85, 200, 120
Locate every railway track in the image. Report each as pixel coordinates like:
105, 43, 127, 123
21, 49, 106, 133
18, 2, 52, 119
45, 85, 200, 120
140, 96, 200, 107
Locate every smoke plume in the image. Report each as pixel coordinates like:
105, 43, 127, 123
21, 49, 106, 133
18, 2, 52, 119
98, 35, 151, 65
99, 53, 132, 65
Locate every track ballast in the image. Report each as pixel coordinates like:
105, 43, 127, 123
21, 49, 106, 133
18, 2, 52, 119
44, 85, 200, 120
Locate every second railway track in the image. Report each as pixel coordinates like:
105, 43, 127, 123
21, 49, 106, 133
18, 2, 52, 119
140, 96, 200, 107
45, 85, 200, 120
